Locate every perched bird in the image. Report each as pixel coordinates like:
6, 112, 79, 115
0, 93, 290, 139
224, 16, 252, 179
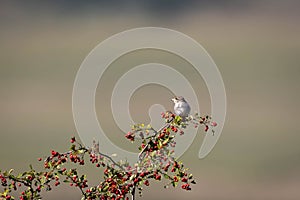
172, 96, 191, 118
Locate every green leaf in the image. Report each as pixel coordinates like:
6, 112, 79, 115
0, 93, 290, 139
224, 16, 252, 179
175, 116, 182, 124
162, 138, 169, 145
102, 184, 109, 192
22, 171, 28, 176
70, 144, 76, 151
77, 149, 85, 154
8, 169, 14, 174
166, 127, 171, 133
17, 173, 22, 178
163, 174, 170, 179
150, 151, 156, 157
178, 171, 184, 177
3, 188, 9, 196
8, 174, 15, 180
80, 174, 86, 181
172, 181, 178, 187
128, 174, 134, 181
158, 140, 162, 149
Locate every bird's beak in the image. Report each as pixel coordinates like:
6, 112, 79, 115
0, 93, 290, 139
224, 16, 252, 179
171, 98, 175, 102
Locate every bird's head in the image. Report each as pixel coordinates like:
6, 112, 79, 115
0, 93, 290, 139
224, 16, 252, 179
172, 96, 186, 104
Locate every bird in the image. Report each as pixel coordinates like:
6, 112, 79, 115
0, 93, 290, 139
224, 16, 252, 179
172, 96, 191, 119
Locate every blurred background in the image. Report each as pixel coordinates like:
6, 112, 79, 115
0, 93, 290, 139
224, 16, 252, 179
1, 0, 300, 199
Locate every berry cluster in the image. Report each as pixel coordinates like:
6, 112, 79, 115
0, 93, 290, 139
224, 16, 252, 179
0, 112, 216, 199
192, 113, 217, 133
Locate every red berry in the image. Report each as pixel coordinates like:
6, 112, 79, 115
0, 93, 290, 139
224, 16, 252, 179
204, 125, 209, 132
125, 132, 135, 141
155, 174, 161, 180
171, 167, 175, 172
107, 178, 112, 182
181, 177, 188, 182
70, 137, 76, 143
133, 178, 139, 184
173, 176, 179, 182
181, 183, 191, 190
211, 122, 217, 127
144, 180, 149, 186
163, 163, 170, 172
51, 150, 58, 157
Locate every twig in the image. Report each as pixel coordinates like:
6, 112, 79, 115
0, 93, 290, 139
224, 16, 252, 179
131, 185, 136, 200
98, 152, 124, 170
138, 118, 174, 161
